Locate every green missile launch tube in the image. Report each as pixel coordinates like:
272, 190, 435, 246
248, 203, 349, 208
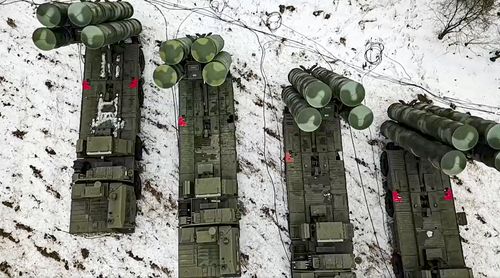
389, 103, 479, 151
311, 66, 365, 107
381, 121, 467, 176
153, 64, 184, 89
36, 2, 69, 28
282, 86, 322, 132
81, 18, 142, 49
68, 1, 134, 27
32, 27, 76, 51
202, 51, 232, 87
191, 34, 225, 63
340, 104, 374, 130
288, 68, 332, 108
472, 144, 500, 171
414, 103, 500, 150
159, 37, 193, 65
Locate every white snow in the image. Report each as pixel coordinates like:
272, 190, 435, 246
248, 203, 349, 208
0, 0, 499, 277
91, 94, 124, 137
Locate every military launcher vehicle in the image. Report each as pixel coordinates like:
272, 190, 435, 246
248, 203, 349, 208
281, 66, 383, 277
380, 140, 474, 278
283, 101, 356, 278
177, 61, 240, 277
32, 1, 144, 234
153, 34, 240, 277
69, 37, 144, 234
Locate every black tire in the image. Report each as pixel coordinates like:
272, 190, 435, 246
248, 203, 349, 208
385, 190, 394, 218
134, 173, 142, 200
380, 151, 389, 177
386, 142, 399, 150
135, 136, 143, 161
138, 79, 144, 107
139, 50, 145, 74
382, 180, 389, 191
391, 253, 404, 278
73, 160, 90, 174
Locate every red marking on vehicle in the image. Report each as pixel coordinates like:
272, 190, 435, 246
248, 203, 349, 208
285, 152, 294, 163
392, 191, 403, 203
82, 80, 92, 90
444, 188, 454, 201
178, 116, 187, 127
129, 78, 139, 89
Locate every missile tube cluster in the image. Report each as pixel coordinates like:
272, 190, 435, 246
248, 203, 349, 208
282, 67, 373, 132
382, 102, 500, 174
154, 34, 232, 89
33, 1, 141, 51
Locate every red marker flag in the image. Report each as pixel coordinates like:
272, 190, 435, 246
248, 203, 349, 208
285, 152, 294, 163
178, 116, 187, 127
444, 188, 454, 201
392, 191, 403, 203
82, 80, 92, 90
129, 78, 139, 89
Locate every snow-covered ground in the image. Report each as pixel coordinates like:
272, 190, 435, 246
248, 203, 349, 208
1, 0, 499, 277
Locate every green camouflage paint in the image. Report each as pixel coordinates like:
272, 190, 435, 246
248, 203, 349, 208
311, 66, 365, 107
159, 37, 193, 65
389, 103, 479, 151
36, 2, 69, 28
68, 1, 134, 27
282, 86, 322, 132
32, 27, 75, 51
414, 103, 500, 150
202, 51, 232, 87
190, 34, 224, 63
288, 68, 332, 108
81, 18, 142, 49
153, 64, 184, 89
381, 120, 467, 175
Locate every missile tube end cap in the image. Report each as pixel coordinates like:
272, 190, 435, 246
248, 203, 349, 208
160, 40, 186, 65
339, 80, 365, 107
486, 124, 500, 150
153, 65, 179, 89
451, 125, 479, 151
295, 107, 322, 133
191, 37, 218, 63
202, 61, 228, 87
68, 3, 93, 27
32, 28, 57, 51
440, 150, 467, 176
494, 151, 500, 171
81, 25, 105, 49
304, 81, 332, 108
348, 105, 374, 130
36, 3, 64, 28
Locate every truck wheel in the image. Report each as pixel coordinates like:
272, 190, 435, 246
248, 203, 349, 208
135, 136, 143, 161
73, 160, 90, 174
386, 142, 399, 150
385, 191, 394, 218
391, 253, 404, 278
134, 174, 142, 200
139, 50, 145, 74
380, 151, 389, 177
138, 79, 144, 107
